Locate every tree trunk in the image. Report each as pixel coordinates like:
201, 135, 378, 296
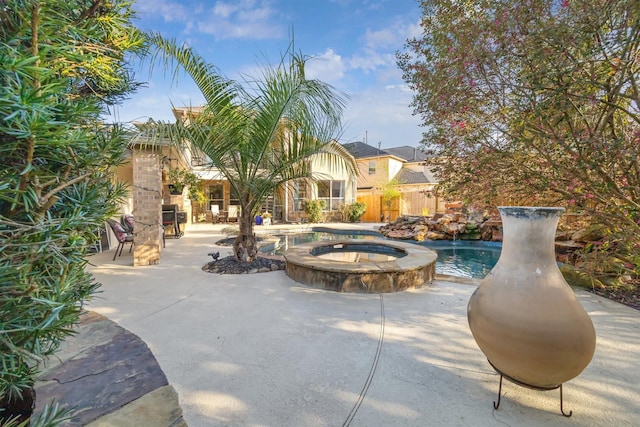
233, 212, 258, 262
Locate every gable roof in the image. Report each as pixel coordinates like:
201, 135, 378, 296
341, 141, 389, 159
393, 167, 437, 185
384, 146, 428, 162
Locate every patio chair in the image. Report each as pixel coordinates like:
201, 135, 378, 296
107, 219, 134, 261
227, 205, 240, 222
121, 214, 135, 233
211, 205, 221, 223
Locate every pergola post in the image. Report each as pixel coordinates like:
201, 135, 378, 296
132, 151, 163, 266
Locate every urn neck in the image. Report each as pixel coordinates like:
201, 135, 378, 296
498, 207, 564, 264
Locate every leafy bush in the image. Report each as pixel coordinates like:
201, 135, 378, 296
0, 0, 143, 421
347, 202, 367, 222
305, 200, 326, 223
167, 169, 201, 195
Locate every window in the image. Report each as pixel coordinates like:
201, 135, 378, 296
208, 184, 224, 211
368, 160, 376, 175
293, 180, 307, 212
317, 180, 345, 211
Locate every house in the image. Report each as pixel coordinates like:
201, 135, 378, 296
170, 107, 358, 224
342, 141, 445, 222
107, 104, 360, 265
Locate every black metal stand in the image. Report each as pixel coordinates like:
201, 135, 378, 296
491, 363, 572, 417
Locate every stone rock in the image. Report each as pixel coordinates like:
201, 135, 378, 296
386, 229, 415, 239
258, 267, 271, 273
203, 256, 286, 274
380, 210, 508, 243
482, 219, 502, 228
443, 222, 458, 234
414, 230, 427, 241
86, 386, 186, 427
572, 225, 606, 242
467, 210, 485, 224
560, 264, 604, 289
35, 315, 173, 426
555, 230, 573, 241
427, 231, 447, 240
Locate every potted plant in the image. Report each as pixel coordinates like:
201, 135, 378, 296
167, 169, 201, 196
167, 168, 185, 195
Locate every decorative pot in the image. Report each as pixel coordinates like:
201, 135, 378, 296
467, 207, 596, 389
168, 184, 183, 195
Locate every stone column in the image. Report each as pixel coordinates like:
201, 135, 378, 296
132, 151, 162, 266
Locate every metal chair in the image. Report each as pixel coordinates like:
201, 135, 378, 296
107, 219, 134, 261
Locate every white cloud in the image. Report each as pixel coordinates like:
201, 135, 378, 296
341, 85, 423, 147
363, 28, 398, 50
135, 0, 284, 41
305, 49, 346, 84
363, 16, 419, 49
336, 16, 420, 81
406, 20, 422, 39
196, 0, 284, 40
135, 0, 189, 23
348, 51, 395, 75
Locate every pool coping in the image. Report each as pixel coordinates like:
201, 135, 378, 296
284, 238, 438, 292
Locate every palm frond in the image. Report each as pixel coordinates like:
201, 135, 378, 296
137, 35, 356, 260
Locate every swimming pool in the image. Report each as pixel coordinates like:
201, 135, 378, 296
259, 230, 501, 279
417, 241, 501, 279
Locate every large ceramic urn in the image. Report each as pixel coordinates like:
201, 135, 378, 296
467, 207, 596, 389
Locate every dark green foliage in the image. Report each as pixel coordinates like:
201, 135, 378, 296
0, 0, 144, 414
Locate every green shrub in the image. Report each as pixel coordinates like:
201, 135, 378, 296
0, 0, 144, 421
305, 200, 326, 223
347, 202, 367, 222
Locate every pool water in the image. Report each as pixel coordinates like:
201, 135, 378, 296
261, 232, 377, 254
420, 244, 501, 278
315, 251, 400, 262
260, 231, 501, 279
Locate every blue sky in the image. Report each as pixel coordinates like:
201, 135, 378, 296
110, 0, 423, 148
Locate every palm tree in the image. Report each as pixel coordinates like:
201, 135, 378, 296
138, 34, 357, 262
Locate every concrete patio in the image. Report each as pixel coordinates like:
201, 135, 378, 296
46, 223, 640, 426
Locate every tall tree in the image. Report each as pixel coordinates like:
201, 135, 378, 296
0, 0, 144, 421
138, 34, 357, 262
398, 0, 640, 272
